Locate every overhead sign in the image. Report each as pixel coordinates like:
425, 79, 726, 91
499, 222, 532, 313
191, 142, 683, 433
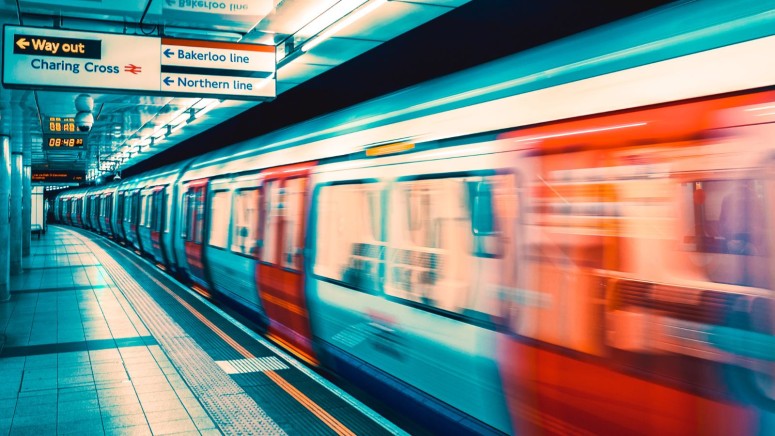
162, 0, 273, 17
161, 38, 274, 73
32, 170, 85, 183
3, 25, 275, 100
159, 38, 274, 97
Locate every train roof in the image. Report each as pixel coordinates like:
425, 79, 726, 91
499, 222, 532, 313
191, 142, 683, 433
116, 160, 190, 192
176, 0, 775, 181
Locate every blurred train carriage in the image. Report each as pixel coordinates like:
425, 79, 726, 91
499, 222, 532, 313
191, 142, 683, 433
55, 0, 775, 433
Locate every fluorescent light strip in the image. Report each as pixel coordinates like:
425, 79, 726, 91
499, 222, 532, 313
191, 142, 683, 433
189, 100, 221, 123
745, 104, 775, 112
170, 112, 190, 126
296, 0, 366, 40
302, 0, 386, 52
169, 122, 186, 134
513, 122, 647, 142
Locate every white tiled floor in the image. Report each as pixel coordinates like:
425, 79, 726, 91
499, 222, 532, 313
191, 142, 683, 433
0, 228, 217, 435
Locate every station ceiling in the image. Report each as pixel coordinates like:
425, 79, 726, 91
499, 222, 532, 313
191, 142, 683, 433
0, 0, 470, 183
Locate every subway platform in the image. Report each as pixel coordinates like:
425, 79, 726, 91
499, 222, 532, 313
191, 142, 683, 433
0, 226, 406, 435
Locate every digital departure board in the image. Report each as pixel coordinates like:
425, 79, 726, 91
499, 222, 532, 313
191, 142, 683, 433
44, 116, 82, 134
44, 135, 85, 149
32, 170, 85, 183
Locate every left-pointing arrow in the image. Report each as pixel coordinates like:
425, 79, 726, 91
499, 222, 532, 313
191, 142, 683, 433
16, 38, 29, 50
163, 76, 173, 86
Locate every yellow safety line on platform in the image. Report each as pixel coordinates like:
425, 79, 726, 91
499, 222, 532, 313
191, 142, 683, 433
113, 250, 356, 436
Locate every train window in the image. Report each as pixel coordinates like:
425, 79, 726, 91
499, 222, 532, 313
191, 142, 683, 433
163, 190, 171, 233
388, 176, 474, 312
150, 192, 157, 231
186, 192, 194, 240
281, 178, 306, 270
313, 181, 384, 294
186, 190, 197, 241
139, 194, 146, 227
262, 180, 280, 264
124, 195, 132, 223
681, 179, 768, 287
146, 194, 153, 228
208, 190, 231, 249
116, 194, 124, 224
195, 187, 206, 244
180, 191, 189, 238
139, 195, 145, 226
140, 194, 150, 227
153, 189, 165, 233
385, 173, 516, 320
135, 194, 142, 225
231, 188, 260, 256
186, 187, 206, 244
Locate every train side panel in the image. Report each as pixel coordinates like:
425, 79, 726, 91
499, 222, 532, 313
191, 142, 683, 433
497, 90, 775, 435
203, 174, 268, 325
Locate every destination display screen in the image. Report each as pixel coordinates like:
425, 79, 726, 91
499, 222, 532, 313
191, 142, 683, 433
32, 170, 85, 183
44, 116, 85, 134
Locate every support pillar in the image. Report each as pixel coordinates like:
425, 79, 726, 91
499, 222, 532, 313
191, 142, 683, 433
0, 135, 10, 302
10, 139, 22, 275
22, 151, 31, 256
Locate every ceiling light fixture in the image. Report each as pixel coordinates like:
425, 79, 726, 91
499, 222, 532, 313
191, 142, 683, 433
169, 112, 190, 126
197, 100, 221, 117
301, 0, 386, 52
164, 27, 243, 42
169, 122, 186, 135
297, 0, 367, 40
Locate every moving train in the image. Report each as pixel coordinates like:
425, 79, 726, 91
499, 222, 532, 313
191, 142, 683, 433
56, 0, 775, 433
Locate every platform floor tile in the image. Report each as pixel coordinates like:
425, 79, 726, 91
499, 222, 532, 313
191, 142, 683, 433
0, 228, 215, 436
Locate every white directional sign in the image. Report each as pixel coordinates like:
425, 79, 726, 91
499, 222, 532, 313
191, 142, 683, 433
2, 25, 275, 100
3, 26, 160, 91
163, 0, 273, 17
162, 73, 275, 98
161, 38, 274, 73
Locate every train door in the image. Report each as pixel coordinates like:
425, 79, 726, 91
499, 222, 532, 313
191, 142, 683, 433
384, 170, 515, 433
183, 180, 209, 289
257, 162, 316, 363
150, 186, 168, 265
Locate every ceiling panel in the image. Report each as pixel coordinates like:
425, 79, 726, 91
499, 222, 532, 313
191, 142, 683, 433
335, 1, 450, 41
0, 0, 470, 181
